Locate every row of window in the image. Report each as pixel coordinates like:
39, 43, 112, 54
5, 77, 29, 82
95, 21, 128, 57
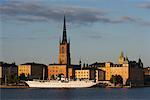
75, 72, 89, 74
19, 69, 29, 72
49, 70, 63, 73
76, 75, 89, 77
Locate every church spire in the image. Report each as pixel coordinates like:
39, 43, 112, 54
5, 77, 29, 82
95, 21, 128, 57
120, 51, 124, 58
62, 15, 67, 43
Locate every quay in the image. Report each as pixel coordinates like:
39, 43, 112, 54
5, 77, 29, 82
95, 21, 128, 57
0, 85, 29, 88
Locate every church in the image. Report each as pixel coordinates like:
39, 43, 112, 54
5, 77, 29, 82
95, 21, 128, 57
48, 16, 80, 80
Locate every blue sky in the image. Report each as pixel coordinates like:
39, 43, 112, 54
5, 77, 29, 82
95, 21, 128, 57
0, 0, 150, 66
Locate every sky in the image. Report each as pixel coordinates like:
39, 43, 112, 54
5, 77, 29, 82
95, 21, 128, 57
0, 0, 150, 66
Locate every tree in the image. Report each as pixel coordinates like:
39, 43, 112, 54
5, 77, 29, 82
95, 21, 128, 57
110, 75, 123, 86
116, 75, 123, 85
51, 74, 55, 80
13, 74, 19, 84
6, 69, 12, 84
19, 73, 27, 81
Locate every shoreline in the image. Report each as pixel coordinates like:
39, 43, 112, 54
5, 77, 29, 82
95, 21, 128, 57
1, 85, 150, 89
0, 85, 29, 88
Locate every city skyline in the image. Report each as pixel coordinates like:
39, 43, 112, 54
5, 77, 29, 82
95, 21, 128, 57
0, 0, 150, 66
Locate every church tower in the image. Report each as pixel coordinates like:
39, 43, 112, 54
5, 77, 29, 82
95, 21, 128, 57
58, 16, 71, 65
118, 51, 129, 64
118, 51, 125, 64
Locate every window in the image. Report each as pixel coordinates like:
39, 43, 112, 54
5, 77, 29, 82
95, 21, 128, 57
62, 47, 64, 53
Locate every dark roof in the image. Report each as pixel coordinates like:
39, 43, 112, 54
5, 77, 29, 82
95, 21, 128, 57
49, 64, 68, 66
0, 62, 17, 67
21, 62, 47, 66
89, 62, 105, 67
48, 63, 80, 66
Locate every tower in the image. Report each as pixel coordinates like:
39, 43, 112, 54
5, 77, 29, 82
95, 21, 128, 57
58, 16, 71, 65
118, 51, 125, 64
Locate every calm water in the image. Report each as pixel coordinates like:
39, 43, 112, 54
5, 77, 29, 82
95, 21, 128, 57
1, 87, 150, 100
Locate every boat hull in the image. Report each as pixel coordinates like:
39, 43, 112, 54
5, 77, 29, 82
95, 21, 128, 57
25, 80, 97, 88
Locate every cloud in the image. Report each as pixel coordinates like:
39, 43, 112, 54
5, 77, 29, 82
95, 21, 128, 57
121, 16, 138, 22
119, 16, 150, 26
0, 1, 119, 24
1, 1, 150, 26
138, 3, 150, 9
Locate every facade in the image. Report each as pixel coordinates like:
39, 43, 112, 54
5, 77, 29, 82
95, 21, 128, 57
0, 65, 2, 80
48, 64, 67, 79
90, 52, 144, 85
97, 62, 129, 84
18, 63, 47, 80
75, 70, 90, 80
48, 16, 81, 80
0, 62, 18, 84
75, 68, 105, 81
48, 64, 80, 79
96, 69, 105, 81
143, 67, 150, 85
18, 64, 31, 77
144, 67, 150, 76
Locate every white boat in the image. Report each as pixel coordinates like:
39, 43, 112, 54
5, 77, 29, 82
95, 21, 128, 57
25, 80, 97, 88
25, 68, 97, 88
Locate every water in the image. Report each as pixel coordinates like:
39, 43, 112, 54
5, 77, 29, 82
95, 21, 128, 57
1, 87, 150, 100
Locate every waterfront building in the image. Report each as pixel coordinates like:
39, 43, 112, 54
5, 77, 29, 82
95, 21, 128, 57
0, 62, 18, 84
18, 62, 47, 80
48, 64, 67, 79
0, 64, 2, 83
48, 16, 81, 80
75, 66, 105, 81
90, 52, 144, 85
143, 67, 150, 85
144, 67, 150, 76
95, 69, 105, 81
75, 70, 91, 80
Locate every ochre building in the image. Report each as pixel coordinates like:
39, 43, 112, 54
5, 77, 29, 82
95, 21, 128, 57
90, 52, 144, 85
18, 63, 47, 79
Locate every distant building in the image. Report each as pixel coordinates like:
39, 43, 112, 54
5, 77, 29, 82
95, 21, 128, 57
0, 62, 18, 84
75, 70, 91, 80
0, 65, 2, 81
48, 16, 81, 80
18, 62, 47, 80
75, 66, 105, 81
48, 64, 80, 80
90, 52, 144, 86
143, 67, 150, 85
48, 64, 68, 79
144, 67, 150, 76
95, 69, 105, 81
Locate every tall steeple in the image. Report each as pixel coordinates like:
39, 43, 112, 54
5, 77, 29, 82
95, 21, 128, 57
62, 15, 67, 43
58, 15, 71, 65
120, 51, 124, 58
